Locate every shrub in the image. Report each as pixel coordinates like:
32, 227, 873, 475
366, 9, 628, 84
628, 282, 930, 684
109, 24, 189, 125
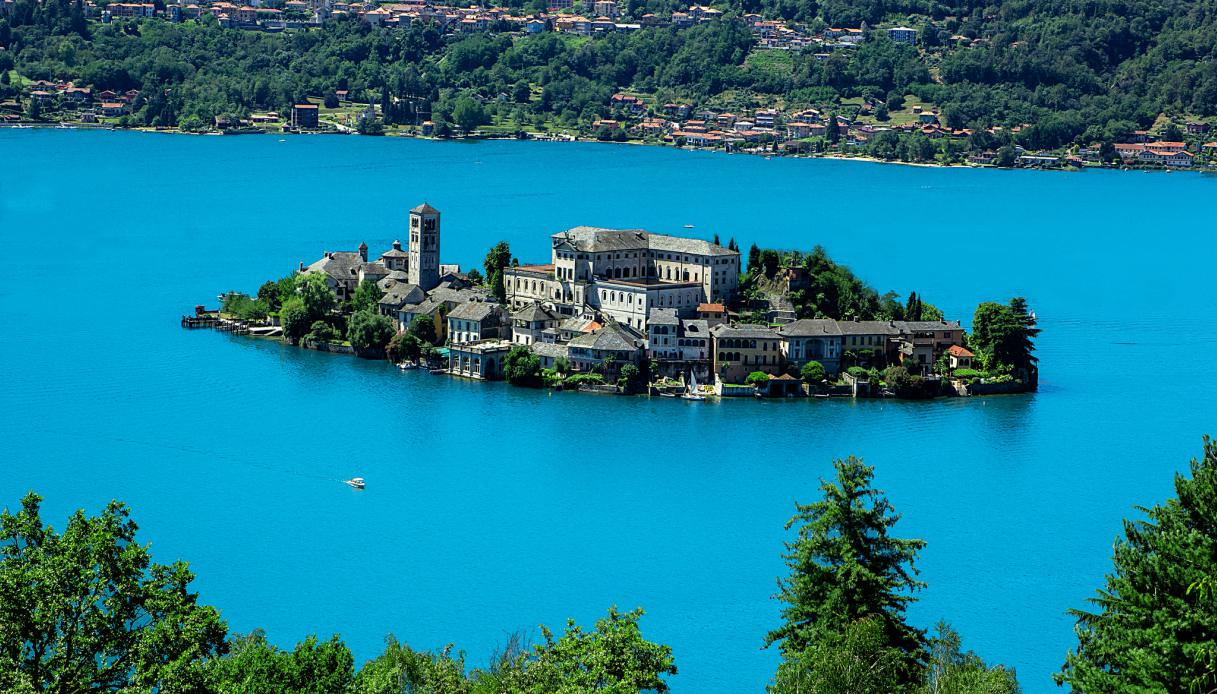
347, 310, 395, 358
847, 366, 868, 379
801, 361, 826, 383
952, 368, 987, 379
305, 320, 339, 343
564, 373, 606, 387
746, 371, 772, 387
503, 346, 542, 387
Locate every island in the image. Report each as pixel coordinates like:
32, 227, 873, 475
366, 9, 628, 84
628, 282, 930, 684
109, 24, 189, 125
185, 203, 1040, 399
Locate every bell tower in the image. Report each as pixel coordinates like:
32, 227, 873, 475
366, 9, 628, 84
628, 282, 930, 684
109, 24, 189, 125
408, 202, 441, 291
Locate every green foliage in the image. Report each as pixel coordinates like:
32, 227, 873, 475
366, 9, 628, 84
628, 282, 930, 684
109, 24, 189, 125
563, 372, 606, 387
951, 368, 988, 380
299, 272, 337, 320
351, 278, 383, 314
387, 331, 422, 364
847, 366, 869, 379
408, 315, 438, 346
279, 296, 310, 342
617, 362, 642, 392
800, 360, 826, 383
971, 298, 1039, 373
771, 617, 906, 694
1057, 436, 1217, 691
452, 96, 487, 132
305, 320, 339, 343
347, 309, 395, 358
766, 456, 927, 686
352, 636, 470, 693
0, 492, 227, 691
203, 631, 354, 693
503, 345, 542, 387
222, 292, 268, 320
923, 622, 1019, 694
745, 371, 772, 387
520, 606, 676, 693
483, 241, 511, 303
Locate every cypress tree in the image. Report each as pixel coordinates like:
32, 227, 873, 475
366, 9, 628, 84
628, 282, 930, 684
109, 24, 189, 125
747, 243, 761, 273
765, 456, 927, 686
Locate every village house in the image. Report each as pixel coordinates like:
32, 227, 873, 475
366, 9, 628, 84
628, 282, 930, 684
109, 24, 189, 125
567, 321, 645, 374
887, 26, 916, 44
303, 242, 389, 302
896, 320, 964, 373
777, 319, 843, 374
837, 320, 902, 365
446, 299, 508, 345
511, 302, 562, 345
947, 344, 975, 370
710, 323, 784, 384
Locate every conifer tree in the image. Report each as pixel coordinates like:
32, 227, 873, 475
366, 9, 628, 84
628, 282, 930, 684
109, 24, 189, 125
765, 456, 927, 686
1057, 437, 1217, 692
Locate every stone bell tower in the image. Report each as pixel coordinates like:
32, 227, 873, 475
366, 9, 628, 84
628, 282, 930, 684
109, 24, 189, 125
408, 202, 441, 291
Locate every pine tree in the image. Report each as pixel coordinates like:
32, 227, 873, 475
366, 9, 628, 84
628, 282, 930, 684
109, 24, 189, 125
747, 243, 761, 273
713, 233, 720, 246
1006, 297, 1040, 367
1057, 437, 1217, 692
765, 456, 927, 686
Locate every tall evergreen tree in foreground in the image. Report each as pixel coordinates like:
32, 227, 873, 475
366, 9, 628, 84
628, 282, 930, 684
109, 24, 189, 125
765, 456, 928, 687
1057, 436, 1217, 692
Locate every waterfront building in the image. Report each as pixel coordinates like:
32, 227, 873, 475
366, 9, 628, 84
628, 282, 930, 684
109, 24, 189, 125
504, 226, 740, 332
530, 341, 570, 369
446, 299, 508, 345
947, 344, 975, 370
397, 283, 490, 342
407, 203, 442, 291
837, 320, 902, 365
291, 103, 318, 129
896, 320, 964, 373
646, 308, 680, 360
710, 323, 784, 384
448, 339, 513, 379
777, 319, 843, 374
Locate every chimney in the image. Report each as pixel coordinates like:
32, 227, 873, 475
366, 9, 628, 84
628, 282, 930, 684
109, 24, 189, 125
358, 241, 369, 262
392, 239, 402, 251
298, 261, 304, 271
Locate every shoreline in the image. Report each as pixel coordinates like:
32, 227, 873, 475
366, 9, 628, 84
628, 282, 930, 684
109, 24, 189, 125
5, 121, 1211, 174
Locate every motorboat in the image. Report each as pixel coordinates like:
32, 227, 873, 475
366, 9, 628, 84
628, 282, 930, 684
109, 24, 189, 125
344, 477, 365, 490
398, 361, 418, 370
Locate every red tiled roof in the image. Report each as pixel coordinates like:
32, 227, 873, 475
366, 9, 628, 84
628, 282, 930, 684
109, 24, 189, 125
947, 345, 974, 357
697, 303, 726, 313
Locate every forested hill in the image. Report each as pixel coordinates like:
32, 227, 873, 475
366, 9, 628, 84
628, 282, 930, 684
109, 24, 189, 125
2, 0, 1216, 151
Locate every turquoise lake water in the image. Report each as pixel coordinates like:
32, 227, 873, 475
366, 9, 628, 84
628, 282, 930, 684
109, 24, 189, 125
2, 129, 1216, 691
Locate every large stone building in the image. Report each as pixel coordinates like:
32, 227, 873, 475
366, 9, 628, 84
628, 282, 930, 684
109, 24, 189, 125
505, 226, 740, 332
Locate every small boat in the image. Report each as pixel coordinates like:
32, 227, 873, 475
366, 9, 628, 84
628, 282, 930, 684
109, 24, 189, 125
681, 371, 706, 400
813, 393, 830, 399
683, 224, 694, 228
398, 361, 417, 370
428, 367, 446, 374
343, 477, 365, 490
660, 392, 677, 398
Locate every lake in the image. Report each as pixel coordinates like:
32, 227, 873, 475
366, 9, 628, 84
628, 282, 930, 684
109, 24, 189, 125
2, 129, 1216, 691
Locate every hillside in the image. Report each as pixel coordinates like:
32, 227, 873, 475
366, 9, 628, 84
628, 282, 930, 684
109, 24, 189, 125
1, 0, 1215, 159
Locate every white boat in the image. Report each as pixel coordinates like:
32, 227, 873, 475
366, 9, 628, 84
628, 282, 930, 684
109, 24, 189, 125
344, 477, 365, 490
398, 361, 417, 370
682, 372, 706, 401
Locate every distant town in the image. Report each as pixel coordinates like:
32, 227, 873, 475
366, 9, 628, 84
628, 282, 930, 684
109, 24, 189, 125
4, 0, 1215, 170
186, 204, 1040, 399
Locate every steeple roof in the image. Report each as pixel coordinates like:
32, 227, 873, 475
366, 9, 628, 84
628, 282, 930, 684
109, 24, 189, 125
411, 202, 440, 215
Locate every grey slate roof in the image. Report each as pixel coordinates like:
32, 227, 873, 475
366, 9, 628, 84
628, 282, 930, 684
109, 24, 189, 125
778, 319, 843, 337
681, 319, 709, 336
448, 300, 503, 322
710, 323, 780, 340
530, 342, 570, 360
836, 320, 902, 336
895, 320, 962, 332
379, 284, 426, 309
552, 227, 735, 257
380, 241, 409, 259
512, 302, 560, 323
568, 322, 645, 352
648, 307, 680, 326
306, 251, 365, 281
411, 202, 440, 214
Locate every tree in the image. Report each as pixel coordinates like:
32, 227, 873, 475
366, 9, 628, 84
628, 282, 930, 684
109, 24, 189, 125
765, 457, 927, 686
970, 299, 1038, 372
825, 112, 840, 145
618, 363, 641, 392
323, 92, 339, 108
347, 309, 395, 358
452, 97, 487, 132
747, 243, 762, 273
257, 280, 282, 310
746, 370, 771, 387
923, 622, 1019, 694
484, 241, 512, 303
299, 272, 337, 320
352, 278, 383, 314
279, 296, 311, 342
387, 332, 422, 364
772, 617, 905, 694
800, 361, 826, 383
503, 345, 542, 386
994, 145, 1017, 168
203, 631, 354, 693
466, 268, 484, 284
761, 249, 781, 278
520, 607, 676, 693
1057, 437, 1217, 692
0, 493, 227, 691
305, 320, 339, 343
408, 315, 438, 345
